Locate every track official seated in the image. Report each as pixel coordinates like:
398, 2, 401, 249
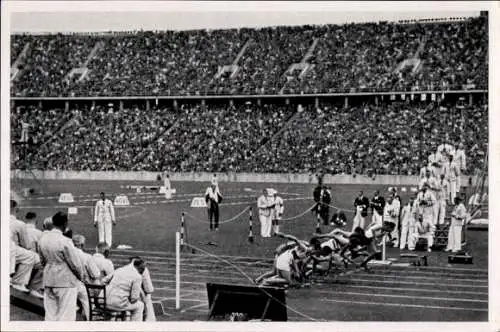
105, 258, 145, 321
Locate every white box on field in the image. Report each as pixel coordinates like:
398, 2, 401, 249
114, 195, 130, 206
68, 207, 78, 215
58, 193, 74, 203
191, 197, 207, 208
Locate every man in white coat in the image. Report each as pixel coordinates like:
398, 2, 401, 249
446, 196, 467, 253
414, 183, 436, 250
257, 189, 275, 238
272, 191, 284, 235
399, 197, 416, 250
38, 212, 85, 321
454, 142, 467, 191
94, 192, 116, 247
419, 169, 439, 225
436, 174, 450, 225
444, 155, 461, 203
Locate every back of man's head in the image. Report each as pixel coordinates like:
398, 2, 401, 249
25, 212, 37, 223
96, 242, 111, 258
42, 217, 53, 231
72, 234, 85, 249
52, 211, 68, 230
132, 257, 146, 274
11, 200, 18, 209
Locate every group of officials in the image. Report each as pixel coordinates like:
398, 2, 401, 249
350, 141, 468, 252
10, 196, 156, 321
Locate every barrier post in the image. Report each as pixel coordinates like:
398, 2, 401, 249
248, 207, 254, 243
180, 212, 185, 248
175, 231, 180, 310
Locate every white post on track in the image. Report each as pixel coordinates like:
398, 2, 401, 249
382, 234, 387, 261
175, 231, 180, 310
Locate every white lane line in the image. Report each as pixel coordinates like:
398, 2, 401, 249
180, 302, 209, 313
107, 249, 488, 273
318, 291, 487, 303
111, 256, 488, 283
319, 298, 488, 312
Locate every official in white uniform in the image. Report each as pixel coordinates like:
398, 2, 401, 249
94, 192, 116, 247
415, 183, 436, 228
436, 174, 450, 225
419, 170, 439, 225
446, 197, 467, 253
257, 189, 275, 238
454, 142, 467, 191
444, 155, 460, 203
409, 216, 435, 252
38, 212, 85, 321
105, 258, 145, 321
399, 198, 416, 250
383, 196, 399, 247
272, 191, 284, 235
73, 235, 101, 320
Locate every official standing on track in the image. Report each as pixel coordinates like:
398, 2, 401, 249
205, 183, 223, 231
399, 197, 416, 250
272, 190, 284, 235
94, 192, 116, 247
446, 196, 467, 253
353, 191, 369, 231
370, 190, 385, 226
257, 189, 275, 238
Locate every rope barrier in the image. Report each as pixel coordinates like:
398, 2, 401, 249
182, 241, 319, 322
183, 206, 250, 225
279, 203, 317, 221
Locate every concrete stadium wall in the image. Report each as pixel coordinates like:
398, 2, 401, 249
11, 170, 475, 186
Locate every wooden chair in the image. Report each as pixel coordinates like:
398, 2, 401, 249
84, 284, 130, 321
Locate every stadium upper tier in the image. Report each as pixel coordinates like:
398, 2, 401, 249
11, 101, 487, 175
10, 16, 487, 97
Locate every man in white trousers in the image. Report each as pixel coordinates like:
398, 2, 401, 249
39, 212, 85, 321
383, 195, 399, 247
454, 142, 467, 191
446, 196, 467, 253
257, 189, 275, 238
272, 191, 284, 235
437, 174, 450, 225
444, 154, 461, 203
419, 169, 439, 225
94, 192, 116, 247
412, 183, 436, 251
399, 197, 416, 250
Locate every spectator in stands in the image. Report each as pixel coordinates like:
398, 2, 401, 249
73, 234, 101, 321
93, 242, 114, 280
38, 211, 85, 321
105, 257, 145, 321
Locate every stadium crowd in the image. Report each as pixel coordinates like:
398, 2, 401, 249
11, 16, 487, 96
10, 200, 156, 321
12, 100, 487, 176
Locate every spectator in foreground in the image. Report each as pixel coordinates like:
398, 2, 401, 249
105, 257, 145, 321
24, 212, 42, 253
93, 242, 114, 280
73, 234, 101, 320
129, 256, 156, 321
38, 211, 85, 321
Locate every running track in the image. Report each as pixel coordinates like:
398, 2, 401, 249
107, 247, 488, 322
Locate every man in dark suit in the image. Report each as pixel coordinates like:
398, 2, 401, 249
205, 183, 223, 231
353, 191, 370, 231
370, 190, 385, 226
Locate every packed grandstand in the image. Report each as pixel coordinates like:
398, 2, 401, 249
10, 15, 488, 176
